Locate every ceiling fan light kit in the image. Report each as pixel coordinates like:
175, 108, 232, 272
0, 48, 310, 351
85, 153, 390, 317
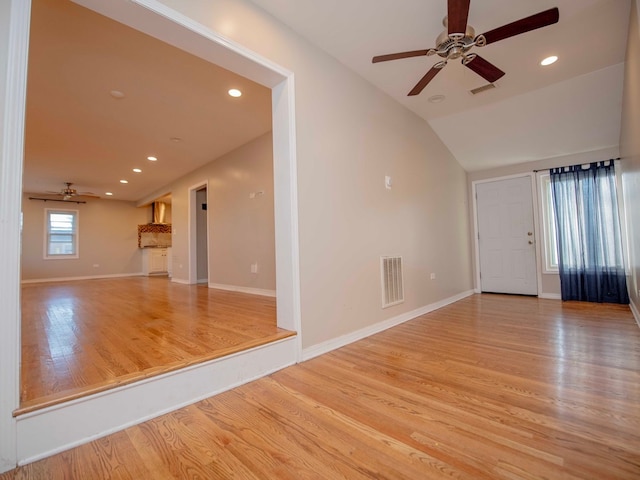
372, 0, 559, 96
59, 182, 84, 200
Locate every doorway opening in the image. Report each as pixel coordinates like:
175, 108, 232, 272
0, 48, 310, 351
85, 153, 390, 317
196, 187, 209, 284
190, 183, 209, 285
1, 0, 300, 464
16, 1, 292, 411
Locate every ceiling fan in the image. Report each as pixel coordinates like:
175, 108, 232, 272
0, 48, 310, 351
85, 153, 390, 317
372, 0, 559, 96
45, 182, 100, 201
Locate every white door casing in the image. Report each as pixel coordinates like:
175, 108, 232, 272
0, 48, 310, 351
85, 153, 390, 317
476, 176, 538, 295
1, 0, 303, 469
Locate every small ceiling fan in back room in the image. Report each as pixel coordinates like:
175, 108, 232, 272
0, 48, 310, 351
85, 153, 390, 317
33, 182, 100, 202
372, 0, 559, 96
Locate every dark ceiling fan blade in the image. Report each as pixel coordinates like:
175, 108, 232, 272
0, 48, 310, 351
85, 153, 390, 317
372, 49, 431, 63
480, 8, 559, 45
448, 0, 471, 36
464, 55, 505, 83
408, 65, 443, 96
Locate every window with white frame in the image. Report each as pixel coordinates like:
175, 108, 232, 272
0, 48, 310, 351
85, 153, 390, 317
45, 209, 78, 258
538, 173, 558, 272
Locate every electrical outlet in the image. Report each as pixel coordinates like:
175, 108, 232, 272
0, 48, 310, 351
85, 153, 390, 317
430, 273, 436, 280
93, 264, 99, 268
251, 262, 258, 274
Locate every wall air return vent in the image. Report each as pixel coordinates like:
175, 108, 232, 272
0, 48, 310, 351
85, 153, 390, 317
470, 83, 496, 95
381, 256, 404, 308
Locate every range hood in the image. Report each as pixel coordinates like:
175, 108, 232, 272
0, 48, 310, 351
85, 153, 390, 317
151, 201, 166, 224
138, 201, 171, 247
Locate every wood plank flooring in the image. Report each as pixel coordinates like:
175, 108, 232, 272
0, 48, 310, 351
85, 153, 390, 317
19, 277, 294, 414
6, 294, 640, 479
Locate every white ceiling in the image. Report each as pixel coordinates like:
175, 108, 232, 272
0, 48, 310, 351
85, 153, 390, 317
249, 0, 631, 171
24, 0, 272, 202
23, 0, 631, 202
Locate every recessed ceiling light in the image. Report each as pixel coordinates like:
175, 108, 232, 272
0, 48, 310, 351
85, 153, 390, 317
147, 156, 157, 161
120, 179, 128, 184
428, 94, 446, 104
170, 137, 182, 143
228, 88, 242, 97
541, 55, 558, 66
133, 168, 142, 173
109, 90, 125, 99
105, 192, 113, 196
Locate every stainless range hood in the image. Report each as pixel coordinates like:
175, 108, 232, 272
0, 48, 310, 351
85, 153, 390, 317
151, 201, 166, 224
138, 201, 171, 248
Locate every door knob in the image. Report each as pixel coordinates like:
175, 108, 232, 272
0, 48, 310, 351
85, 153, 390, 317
527, 232, 533, 236
528, 240, 534, 245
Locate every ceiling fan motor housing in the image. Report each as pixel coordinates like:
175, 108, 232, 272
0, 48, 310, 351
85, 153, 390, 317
434, 21, 484, 61
62, 183, 77, 197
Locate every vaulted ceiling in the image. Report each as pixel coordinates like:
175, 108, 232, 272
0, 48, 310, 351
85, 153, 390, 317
23, 0, 631, 202
250, 0, 630, 171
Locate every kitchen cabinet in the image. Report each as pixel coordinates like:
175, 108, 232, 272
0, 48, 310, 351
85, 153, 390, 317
142, 247, 168, 275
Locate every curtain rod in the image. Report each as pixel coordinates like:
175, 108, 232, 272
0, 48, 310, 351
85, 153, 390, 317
533, 157, 621, 173
28, 196, 87, 204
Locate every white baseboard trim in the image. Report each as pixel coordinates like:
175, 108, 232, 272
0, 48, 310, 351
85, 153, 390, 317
171, 277, 191, 285
630, 300, 640, 329
21, 273, 144, 284
16, 336, 297, 466
301, 289, 475, 362
538, 293, 562, 300
208, 283, 276, 297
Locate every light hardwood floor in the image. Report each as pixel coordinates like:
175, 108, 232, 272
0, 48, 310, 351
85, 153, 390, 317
5, 294, 640, 479
19, 277, 294, 414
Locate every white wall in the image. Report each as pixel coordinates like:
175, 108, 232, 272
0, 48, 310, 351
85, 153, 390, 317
207, 133, 275, 292
21, 196, 148, 281
156, 0, 474, 349
159, 132, 276, 293
620, 0, 640, 321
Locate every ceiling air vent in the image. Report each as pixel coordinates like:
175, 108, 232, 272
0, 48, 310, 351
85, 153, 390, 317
381, 256, 404, 308
470, 83, 496, 95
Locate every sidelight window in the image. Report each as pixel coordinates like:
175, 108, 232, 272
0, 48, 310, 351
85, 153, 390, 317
538, 173, 558, 273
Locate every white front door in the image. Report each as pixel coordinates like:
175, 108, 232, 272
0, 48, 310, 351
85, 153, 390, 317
476, 176, 537, 295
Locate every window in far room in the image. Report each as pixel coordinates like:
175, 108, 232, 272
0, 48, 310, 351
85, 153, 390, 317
45, 209, 78, 259
538, 173, 558, 273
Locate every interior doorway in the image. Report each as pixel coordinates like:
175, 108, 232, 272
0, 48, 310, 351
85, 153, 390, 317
2, 0, 301, 468
475, 176, 538, 295
196, 186, 209, 284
